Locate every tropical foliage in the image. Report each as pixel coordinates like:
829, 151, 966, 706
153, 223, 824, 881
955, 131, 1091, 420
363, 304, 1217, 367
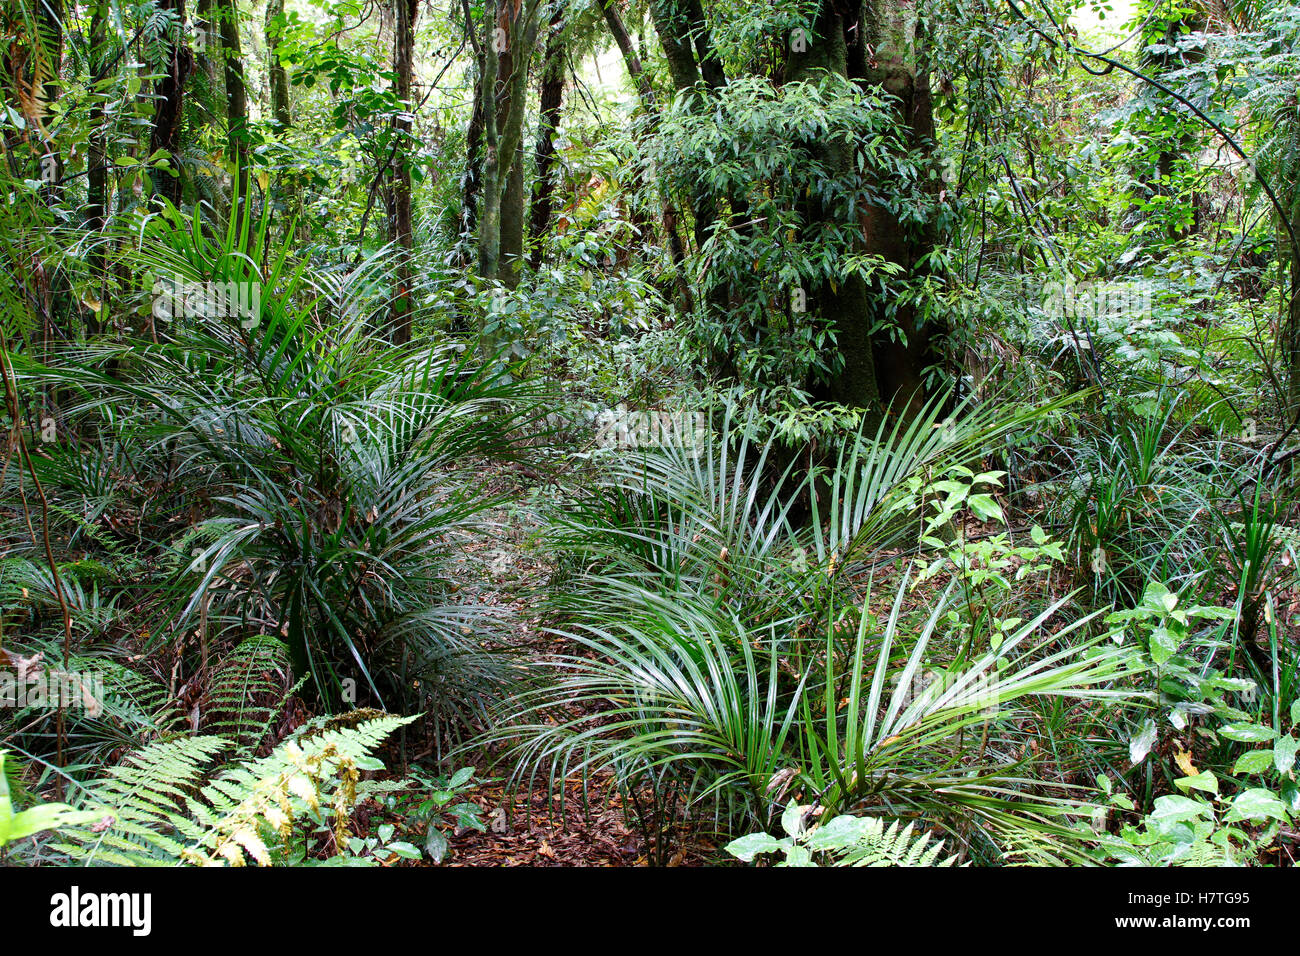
1, 0, 1297, 875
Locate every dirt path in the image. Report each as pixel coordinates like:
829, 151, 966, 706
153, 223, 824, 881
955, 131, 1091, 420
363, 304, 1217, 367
436, 467, 714, 866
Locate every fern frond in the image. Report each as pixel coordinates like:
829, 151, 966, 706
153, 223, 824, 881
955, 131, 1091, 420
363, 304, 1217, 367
53, 734, 230, 866
835, 817, 958, 867
53, 712, 414, 866
205, 635, 295, 753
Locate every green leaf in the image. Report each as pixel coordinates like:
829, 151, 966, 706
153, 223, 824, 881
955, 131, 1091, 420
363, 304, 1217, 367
1233, 750, 1275, 775
1224, 788, 1290, 824
388, 841, 422, 860
725, 831, 789, 862
1174, 771, 1218, 794
804, 815, 871, 851
967, 494, 1003, 522
1219, 722, 1278, 743
424, 825, 449, 863
1130, 719, 1158, 765
1274, 736, 1299, 775
781, 801, 808, 838
1149, 626, 1178, 666
0, 755, 10, 845
1149, 794, 1212, 826
447, 767, 474, 789
782, 844, 816, 867
5, 804, 104, 843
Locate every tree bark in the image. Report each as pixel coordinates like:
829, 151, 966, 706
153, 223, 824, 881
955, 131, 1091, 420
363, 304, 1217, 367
786, 1, 881, 411
86, 0, 109, 333
218, 0, 249, 203
459, 47, 486, 268
781, 0, 946, 415
196, 0, 223, 119
1286, 194, 1300, 421
601, 0, 692, 309
265, 0, 291, 130
149, 0, 193, 207
646, 0, 722, 249
38, 0, 62, 190
493, 1, 537, 288
387, 0, 418, 344
477, 0, 541, 287
855, 0, 947, 414
527, 5, 565, 269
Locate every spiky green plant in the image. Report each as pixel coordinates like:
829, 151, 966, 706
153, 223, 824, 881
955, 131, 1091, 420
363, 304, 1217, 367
4, 196, 542, 737
487, 393, 1143, 861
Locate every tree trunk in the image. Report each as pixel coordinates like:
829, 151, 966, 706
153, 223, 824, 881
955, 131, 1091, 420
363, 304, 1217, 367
218, 0, 248, 203
389, 0, 418, 344
1286, 193, 1300, 422
855, 0, 947, 414
499, 135, 526, 287
265, 0, 291, 130
493, 1, 536, 288
86, 0, 109, 334
196, 0, 223, 118
37, 0, 62, 192
477, 0, 541, 287
149, 0, 193, 207
477, 7, 501, 282
647, 0, 722, 249
1139, 12, 1205, 241
601, 0, 692, 309
786, 1, 881, 411
527, 6, 565, 269
459, 48, 486, 268
782, 0, 946, 415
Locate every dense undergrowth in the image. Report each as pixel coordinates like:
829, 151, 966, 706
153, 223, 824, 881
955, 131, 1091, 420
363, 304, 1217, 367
3, 0, 1300, 869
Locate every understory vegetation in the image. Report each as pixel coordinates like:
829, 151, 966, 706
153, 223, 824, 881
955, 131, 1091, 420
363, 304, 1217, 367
2, 0, 1299, 869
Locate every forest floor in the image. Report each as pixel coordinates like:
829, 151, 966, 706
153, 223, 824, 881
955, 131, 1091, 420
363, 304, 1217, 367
425, 463, 720, 866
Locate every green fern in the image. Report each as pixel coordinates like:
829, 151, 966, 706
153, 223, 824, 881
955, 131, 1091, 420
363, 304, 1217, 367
831, 817, 958, 868
55, 734, 229, 866
52, 712, 414, 866
727, 805, 959, 867
205, 635, 296, 754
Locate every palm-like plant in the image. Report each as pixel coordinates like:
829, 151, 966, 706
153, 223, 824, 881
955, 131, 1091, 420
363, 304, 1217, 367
5, 198, 542, 741
486, 392, 1144, 860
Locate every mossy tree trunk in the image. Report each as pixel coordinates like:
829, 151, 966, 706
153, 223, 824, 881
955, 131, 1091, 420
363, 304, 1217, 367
266, 0, 291, 131
389, 0, 418, 344
601, 0, 692, 309
149, 0, 193, 207
217, 0, 248, 203
86, 0, 109, 333
527, 4, 565, 269
787, 0, 946, 416
477, 0, 541, 289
